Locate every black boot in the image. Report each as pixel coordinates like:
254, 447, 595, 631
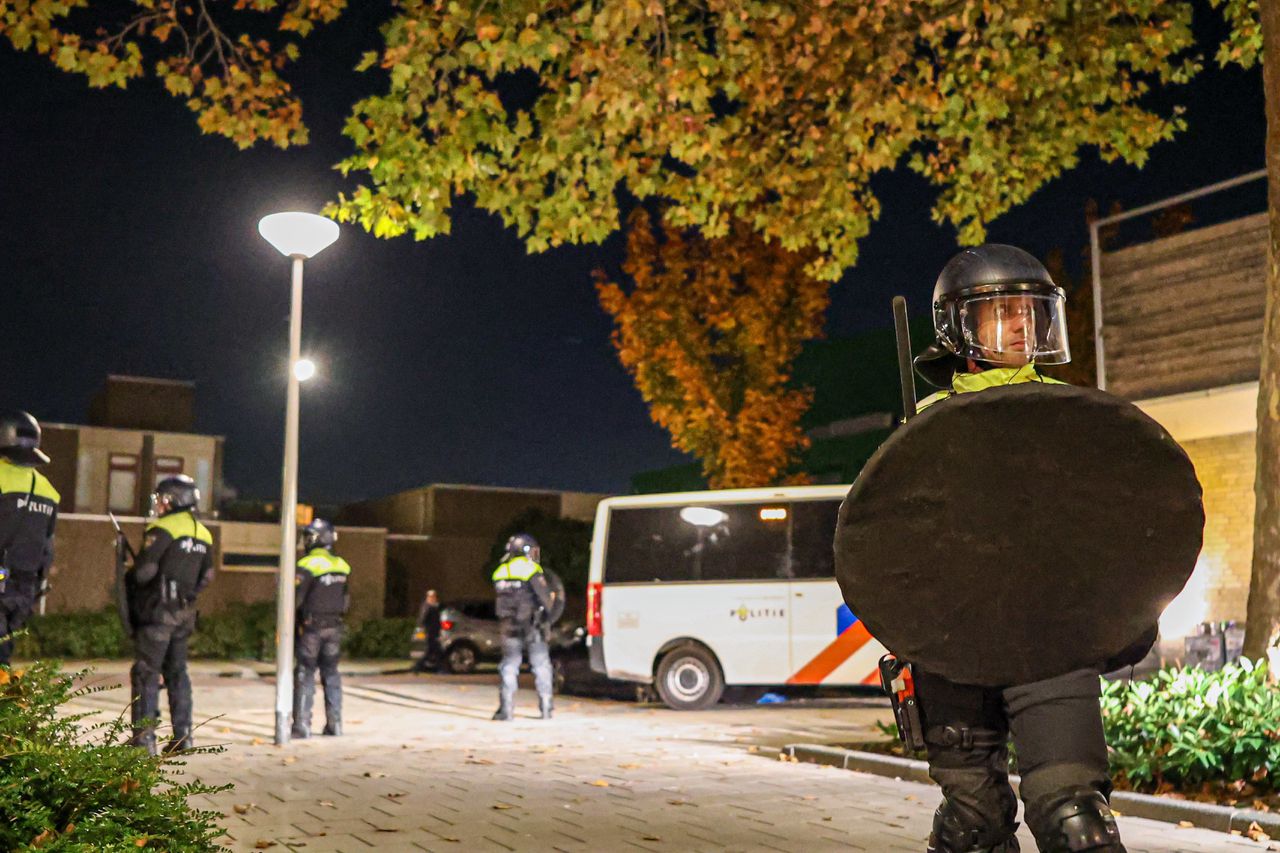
322, 714, 342, 736
291, 719, 312, 740
927, 801, 1021, 853
164, 729, 194, 754
129, 732, 158, 757
492, 703, 513, 721
539, 696, 553, 720
1033, 790, 1125, 853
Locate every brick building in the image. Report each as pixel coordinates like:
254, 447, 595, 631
1098, 211, 1267, 627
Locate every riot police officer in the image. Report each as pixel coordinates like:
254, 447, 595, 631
0, 410, 59, 666
908, 245, 1130, 853
128, 474, 214, 755
291, 518, 350, 738
491, 533, 554, 721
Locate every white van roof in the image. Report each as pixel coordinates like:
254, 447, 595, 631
599, 484, 851, 510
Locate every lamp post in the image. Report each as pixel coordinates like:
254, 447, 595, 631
258, 211, 339, 746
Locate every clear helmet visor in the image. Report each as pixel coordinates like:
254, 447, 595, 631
955, 292, 1070, 366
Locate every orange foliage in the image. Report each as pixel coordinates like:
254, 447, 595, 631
596, 209, 829, 489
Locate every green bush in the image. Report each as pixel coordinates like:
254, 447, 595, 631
0, 661, 227, 850
190, 602, 277, 661
11, 609, 130, 660
344, 617, 416, 658
1101, 659, 1280, 791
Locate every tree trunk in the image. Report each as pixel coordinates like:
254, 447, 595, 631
1243, 0, 1280, 665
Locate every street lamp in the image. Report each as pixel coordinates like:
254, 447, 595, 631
258, 211, 339, 746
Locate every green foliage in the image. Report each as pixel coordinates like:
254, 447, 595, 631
1101, 660, 1280, 791
12, 609, 131, 660
190, 602, 278, 661
487, 508, 592, 603
0, 661, 227, 851
1209, 0, 1262, 68
332, 0, 1199, 280
344, 617, 416, 659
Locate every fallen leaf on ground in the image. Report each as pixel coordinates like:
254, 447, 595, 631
362, 771, 388, 778
822, 816, 832, 822
1248, 822, 1272, 843
1177, 821, 1194, 829
318, 801, 336, 809
667, 799, 692, 806
492, 803, 514, 810
233, 804, 255, 815
642, 836, 661, 842
281, 756, 297, 765
589, 780, 611, 787
618, 763, 643, 769
253, 842, 275, 850
251, 738, 266, 746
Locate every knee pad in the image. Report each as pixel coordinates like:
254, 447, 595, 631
927, 800, 1020, 853
1036, 790, 1124, 852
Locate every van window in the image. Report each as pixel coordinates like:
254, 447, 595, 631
604, 504, 789, 583
789, 499, 842, 579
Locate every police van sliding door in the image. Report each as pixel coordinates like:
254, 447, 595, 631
785, 500, 886, 687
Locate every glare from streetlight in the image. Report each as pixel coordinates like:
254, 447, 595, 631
680, 506, 729, 528
294, 358, 317, 382
258, 212, 340, 259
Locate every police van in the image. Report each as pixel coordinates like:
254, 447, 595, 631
585, 485, 888, 710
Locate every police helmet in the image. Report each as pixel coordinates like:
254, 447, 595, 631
915, 244, 1071, 388
300, 518, 338, 552
0, 410, 50, 466
151, 475, 200, 517
504, 533, 540, 563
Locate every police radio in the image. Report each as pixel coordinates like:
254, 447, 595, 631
878, 654, 926, 752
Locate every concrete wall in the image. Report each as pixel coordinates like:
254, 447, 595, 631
45, 515, 387, 624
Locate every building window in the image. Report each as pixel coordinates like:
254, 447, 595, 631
155, 456, 184, 487
108, 454, 139, 513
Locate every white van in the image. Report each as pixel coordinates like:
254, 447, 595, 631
585, 485, 888, 710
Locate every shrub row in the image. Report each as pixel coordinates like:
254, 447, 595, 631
11, 606, 416, 661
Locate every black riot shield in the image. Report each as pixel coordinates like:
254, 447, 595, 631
109, 513, 136, 637
834, 382, 1204, 687
542, 569, 567, 625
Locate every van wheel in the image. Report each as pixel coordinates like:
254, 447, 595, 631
655, 644, 724, 711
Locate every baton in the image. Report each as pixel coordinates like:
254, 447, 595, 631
892, 296, 917, 421
108, 511, 137, 561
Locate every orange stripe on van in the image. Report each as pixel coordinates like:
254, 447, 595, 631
786, 620, 873, 685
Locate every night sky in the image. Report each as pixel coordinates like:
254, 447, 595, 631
0, 3, 1266, 503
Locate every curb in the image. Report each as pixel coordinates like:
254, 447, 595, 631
784, 744, 1280, 838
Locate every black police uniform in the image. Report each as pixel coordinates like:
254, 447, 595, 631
0, 457, 59, 665
906, 246, 1127, 853
492, 549, 554, 720
129, 508, 214, 753
292, 545, 350, 738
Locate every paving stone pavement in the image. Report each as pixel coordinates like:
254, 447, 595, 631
66, 667, 1273, 853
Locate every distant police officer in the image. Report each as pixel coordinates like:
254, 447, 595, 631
491, 533, 554, 721
0, 411, 59, 666
291, 518, 350, 739
910, 246, 1130, 852
128, 475, 214, 755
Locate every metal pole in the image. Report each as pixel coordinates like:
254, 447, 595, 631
274, 255, 305, 746
1089, 221, 1106, 391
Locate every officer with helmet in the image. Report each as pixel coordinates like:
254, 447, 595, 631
128, 474, 214, 754
0, 410, 60, 666
491, 533, 555, 720
904, 245, 1135, 853
291, 518, 351, 738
